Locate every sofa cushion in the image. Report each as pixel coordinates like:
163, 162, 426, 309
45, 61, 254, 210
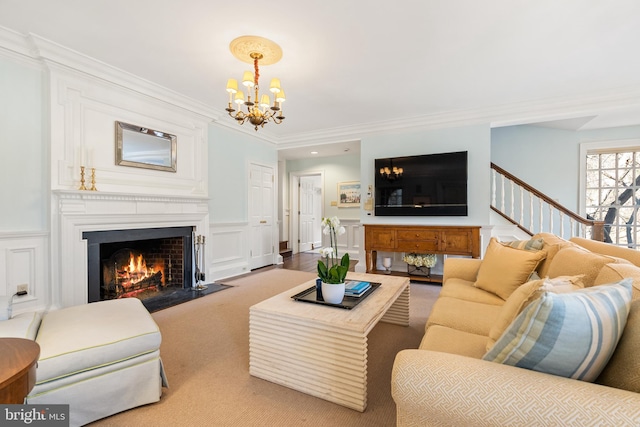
594, 263, 640, 299
483, 278, 633, 382
35, 298, 161, 384
532, 232, 570, 246
0, 311, 42, 340
531, 233, 575, 278
426, 296, 502, 336
439, 278, 504, 306
571, 236, 640, 267
546, 245, 617, 287
420, 325, 488, 359
486, 279, 546, 351
501, 238, 544, 251
596, 298, 640, 392
486, 276, 585, 351
474, 238, 546, 300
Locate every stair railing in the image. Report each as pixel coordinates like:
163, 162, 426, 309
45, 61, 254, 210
491, 163, 604, 241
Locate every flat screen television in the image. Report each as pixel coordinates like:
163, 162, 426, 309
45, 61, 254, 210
374, 151, 468, 216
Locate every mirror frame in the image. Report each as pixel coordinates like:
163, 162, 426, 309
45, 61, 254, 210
115, 121, 177, 172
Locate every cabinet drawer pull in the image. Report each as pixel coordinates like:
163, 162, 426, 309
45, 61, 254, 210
260, 220, 267, 224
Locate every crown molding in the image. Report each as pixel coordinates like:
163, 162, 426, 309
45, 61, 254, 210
28, 33, 220, 122
3, 25, 640, 149
0, 26, 220, 122
274, 84, 640, 147
0, 25, 40, 67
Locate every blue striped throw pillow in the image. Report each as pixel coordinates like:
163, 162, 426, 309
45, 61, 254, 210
483, 278, 633, 382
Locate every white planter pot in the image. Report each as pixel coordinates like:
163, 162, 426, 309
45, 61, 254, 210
321, 282, 345, 304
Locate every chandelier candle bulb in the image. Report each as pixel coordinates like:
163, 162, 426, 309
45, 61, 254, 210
226, 78, 238, 103
242, 71, 254, 87
269, 78, 281, 93
260, 94, 270, 109
234, 91, 245, 105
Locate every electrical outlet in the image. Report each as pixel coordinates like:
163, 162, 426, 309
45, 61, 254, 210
17, 284, 28, 294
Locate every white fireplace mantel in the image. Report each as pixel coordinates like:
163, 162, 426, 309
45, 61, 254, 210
52, 190, 209, 308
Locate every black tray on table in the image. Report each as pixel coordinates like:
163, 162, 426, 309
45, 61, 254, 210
290, 282, 380, 309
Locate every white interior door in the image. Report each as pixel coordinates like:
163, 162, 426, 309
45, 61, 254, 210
249, 163, 275, 269
299, 175, 324, 252
290, 172, 323, 255
298, 176, 315, 252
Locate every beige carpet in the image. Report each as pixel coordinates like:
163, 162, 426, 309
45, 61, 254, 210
90, 269, 441, 426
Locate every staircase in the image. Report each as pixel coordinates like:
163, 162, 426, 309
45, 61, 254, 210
279, 241, 292, 259
491, 163, 604, 241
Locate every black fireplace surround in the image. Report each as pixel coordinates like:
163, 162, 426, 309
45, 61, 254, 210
83, 226, 194, 303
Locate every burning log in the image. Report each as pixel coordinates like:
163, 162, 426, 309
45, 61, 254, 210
122, 270, 163, 292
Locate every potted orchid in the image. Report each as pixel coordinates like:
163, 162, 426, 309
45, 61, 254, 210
317, 216, 349, 303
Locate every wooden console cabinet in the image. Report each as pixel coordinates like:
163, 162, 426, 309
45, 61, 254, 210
364, 224, 481, 283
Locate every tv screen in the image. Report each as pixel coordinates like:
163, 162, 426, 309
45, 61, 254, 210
375, 151, 468, 216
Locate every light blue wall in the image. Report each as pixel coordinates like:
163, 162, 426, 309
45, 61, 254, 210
286, 153, 360, 220
0, 56, 46, 231
491, 124, 640, 213
579, 125, 640, 144
491, 125, 579, 210
208, 125, 278, 223
361, 124, 492, 225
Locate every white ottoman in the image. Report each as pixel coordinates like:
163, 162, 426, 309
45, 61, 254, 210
26, 298, 166, 426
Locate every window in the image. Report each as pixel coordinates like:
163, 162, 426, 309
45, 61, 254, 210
585, 148, 640, 248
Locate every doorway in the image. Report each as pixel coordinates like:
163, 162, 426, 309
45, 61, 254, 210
249, 163, 276, 270
290, 172, 323, 254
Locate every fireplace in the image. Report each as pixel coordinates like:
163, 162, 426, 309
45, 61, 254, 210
83, 226, 194, 303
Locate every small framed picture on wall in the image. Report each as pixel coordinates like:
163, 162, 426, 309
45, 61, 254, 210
337, 181, 361, 208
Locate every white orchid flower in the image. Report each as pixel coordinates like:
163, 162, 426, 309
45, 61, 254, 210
320, 247, 334, 257
330, 216, 340, 228
337, 226, 346, 236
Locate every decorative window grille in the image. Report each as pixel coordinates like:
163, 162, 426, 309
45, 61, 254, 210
585, 149, 640, 249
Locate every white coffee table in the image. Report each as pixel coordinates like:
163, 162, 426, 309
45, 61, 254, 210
249, 272, 410, 411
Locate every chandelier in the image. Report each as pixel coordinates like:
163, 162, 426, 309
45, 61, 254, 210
225, 36, 286, 131
379, 161, 403, 181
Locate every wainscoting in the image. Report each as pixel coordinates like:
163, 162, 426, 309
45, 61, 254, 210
210, 218, 362, 282
0, 232, 48, 315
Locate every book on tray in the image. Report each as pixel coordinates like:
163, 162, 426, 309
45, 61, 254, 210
344, 280, 371, 297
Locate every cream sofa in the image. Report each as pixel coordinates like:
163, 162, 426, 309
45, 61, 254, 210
392, 233, 640, 427
0, 298, 166, 426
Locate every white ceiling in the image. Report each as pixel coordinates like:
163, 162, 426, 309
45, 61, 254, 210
2, 0, 640, 159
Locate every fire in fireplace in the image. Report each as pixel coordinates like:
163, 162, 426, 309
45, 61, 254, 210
103, 248, 166, 299
84, 227, 194, 303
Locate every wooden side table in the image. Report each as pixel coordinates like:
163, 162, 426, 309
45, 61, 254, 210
0, 338, 40, 403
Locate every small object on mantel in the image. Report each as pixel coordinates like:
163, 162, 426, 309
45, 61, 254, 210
90, 167, 97, 191
78, 165, 87, 190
